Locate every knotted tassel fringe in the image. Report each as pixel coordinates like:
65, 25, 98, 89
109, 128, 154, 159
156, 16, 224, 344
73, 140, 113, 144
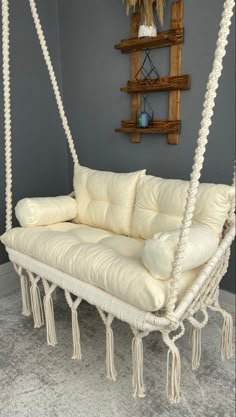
43, 283, 57, 347
106, 323, 117, 381
162, 323, 185, 403
131, 329, 150, 398
191, 327, 201, 370
97, 309, 117, 382
71, 308, 82, 360
221, 312, 233, 360
65, 292, 82, 360
166, 343, 181, 403
29, 275, 44, 328
132, 333, 145, 398
20, 273, 31, 317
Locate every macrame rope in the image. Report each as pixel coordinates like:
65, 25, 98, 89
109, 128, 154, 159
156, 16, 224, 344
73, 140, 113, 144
13, 264, 31, 316
65, 291, 83, 360
131, 328, 149, 398
209, 302, 233, 360
97, 308, 117, 381
28, 271, 44, 328
2, 0, 13, 231
188, 309, 209, 370
28, 0, 79, 165
42, 279, 57, 347
166, 0, 235, 318
162, 322, 185, 403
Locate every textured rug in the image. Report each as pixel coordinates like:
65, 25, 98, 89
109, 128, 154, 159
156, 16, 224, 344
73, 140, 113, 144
0, 289, 235, 417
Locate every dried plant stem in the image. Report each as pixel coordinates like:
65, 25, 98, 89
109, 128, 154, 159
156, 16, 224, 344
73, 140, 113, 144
124, 0, 167, 26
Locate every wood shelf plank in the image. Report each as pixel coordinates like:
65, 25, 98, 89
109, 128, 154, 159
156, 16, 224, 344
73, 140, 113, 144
115, 120, 180, 135
121, 74, 190, 93
130, 13, 141, 143
168, 0, 184, 145
115, 28, 183, 53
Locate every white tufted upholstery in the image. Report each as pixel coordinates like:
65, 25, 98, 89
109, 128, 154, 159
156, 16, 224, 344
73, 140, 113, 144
131, 175, 234, 239
73, 164, 145, 236
1, 222, 201, 312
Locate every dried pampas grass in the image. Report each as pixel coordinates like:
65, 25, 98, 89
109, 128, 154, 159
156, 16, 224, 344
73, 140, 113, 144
123, 0, 167, 26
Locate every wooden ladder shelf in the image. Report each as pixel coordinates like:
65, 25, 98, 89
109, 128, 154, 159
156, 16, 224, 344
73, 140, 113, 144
115, 0, 190, 144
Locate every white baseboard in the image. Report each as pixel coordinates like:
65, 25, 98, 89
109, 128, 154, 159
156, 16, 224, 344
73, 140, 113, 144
0, 262, 235, 309
0, 262, 19, 297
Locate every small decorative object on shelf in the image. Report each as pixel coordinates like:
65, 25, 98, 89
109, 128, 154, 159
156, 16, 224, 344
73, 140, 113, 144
138, 23, 157, 38
138, 4, 157, 38
137, 95, 154, 128
124, 0, 167, 38
135, 49, 160, 84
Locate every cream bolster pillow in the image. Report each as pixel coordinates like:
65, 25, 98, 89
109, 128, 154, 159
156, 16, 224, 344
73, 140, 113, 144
142, 223, 219, 280
15, 196, 77, 227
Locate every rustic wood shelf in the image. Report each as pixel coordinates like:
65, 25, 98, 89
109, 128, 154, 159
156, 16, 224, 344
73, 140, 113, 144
114, 0, 187, 144
115, 28, 183, 53
121, 75, 190, 93
115, 120, 180, 134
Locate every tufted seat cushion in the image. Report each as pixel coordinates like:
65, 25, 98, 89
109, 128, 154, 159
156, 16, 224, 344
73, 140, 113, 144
73, 164, 146, 236
131, 175, 234, 239
1, 222, 201, 312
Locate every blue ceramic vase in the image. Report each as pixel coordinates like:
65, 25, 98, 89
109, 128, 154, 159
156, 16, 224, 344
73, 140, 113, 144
138, 111, 149, 128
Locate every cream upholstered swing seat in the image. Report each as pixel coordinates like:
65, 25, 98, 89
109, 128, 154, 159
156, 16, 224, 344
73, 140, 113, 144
1, 0, 235, 403
1, 164, 233, 312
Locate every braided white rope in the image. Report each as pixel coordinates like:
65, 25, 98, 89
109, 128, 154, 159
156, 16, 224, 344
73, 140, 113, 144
2, 0, 12, 231
28, 0, 78, 165
166, 0, 235, 317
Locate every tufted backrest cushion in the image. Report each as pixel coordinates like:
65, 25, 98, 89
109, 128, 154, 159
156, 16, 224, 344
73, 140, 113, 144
73, 164, 146, 235
131, 175, 234, 239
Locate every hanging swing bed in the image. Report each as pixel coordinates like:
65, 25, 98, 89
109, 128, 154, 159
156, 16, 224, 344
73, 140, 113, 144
1, 0, 235, 402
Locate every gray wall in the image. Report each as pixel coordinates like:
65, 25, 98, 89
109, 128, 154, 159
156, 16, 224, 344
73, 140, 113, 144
0, 0, 70, 264
58, 0, 235, 293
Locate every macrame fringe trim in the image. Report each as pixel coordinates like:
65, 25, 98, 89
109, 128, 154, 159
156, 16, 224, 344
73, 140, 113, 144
97, 309, 117, 382
20, 274, 31, 317
132, 334, 145, 398
221, 312, 233, 360
191, 327, 201, 370
30, 282, 44, 328
162, 324, 185, 403
106, 324, 117, 381
166, 344, 181, 403
71, 309, 82, 360
43, 290, 57, 347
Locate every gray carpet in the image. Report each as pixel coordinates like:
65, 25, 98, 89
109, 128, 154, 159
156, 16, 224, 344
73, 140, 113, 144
0, 290, 235, 417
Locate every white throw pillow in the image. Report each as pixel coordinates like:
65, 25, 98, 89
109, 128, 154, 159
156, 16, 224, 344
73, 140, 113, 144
73, 164, 146, 235
15, 196, 77, 227
142, 223, 219, 280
